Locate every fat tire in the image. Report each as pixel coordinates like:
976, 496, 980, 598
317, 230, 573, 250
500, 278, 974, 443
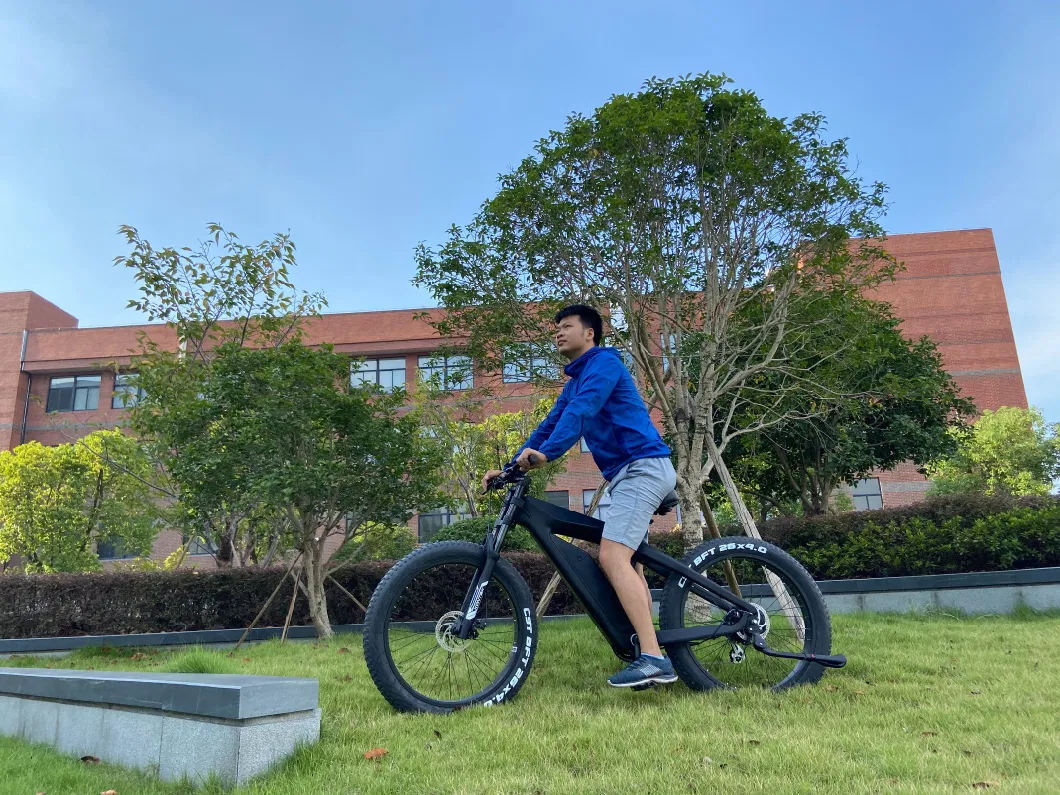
363, 541, 538, 714
658, 536, 832, 692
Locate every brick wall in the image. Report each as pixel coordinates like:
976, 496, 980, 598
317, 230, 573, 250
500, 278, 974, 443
0, 228, 1030, 565
865, 229, 1028, 505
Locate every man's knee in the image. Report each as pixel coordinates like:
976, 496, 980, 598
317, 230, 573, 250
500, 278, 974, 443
599, 539, 634, 573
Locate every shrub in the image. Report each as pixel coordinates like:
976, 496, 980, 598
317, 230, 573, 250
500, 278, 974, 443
4, 494, 1055, 639
754, 494, 1060, 580
432, 516, 540, 552
0, 553, 582, 639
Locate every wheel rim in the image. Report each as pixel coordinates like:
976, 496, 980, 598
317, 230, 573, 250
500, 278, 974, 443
383, 562, 521, 707
679, 554, 813, 690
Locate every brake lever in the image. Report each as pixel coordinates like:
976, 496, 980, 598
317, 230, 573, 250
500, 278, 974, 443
485, 462, 524, 492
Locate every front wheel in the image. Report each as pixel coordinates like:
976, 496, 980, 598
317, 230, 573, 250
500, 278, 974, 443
658, 537, 833, 692
362, 541, 538, 713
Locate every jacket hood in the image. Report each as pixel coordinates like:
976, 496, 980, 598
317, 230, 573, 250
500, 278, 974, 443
563, 345, 619, 378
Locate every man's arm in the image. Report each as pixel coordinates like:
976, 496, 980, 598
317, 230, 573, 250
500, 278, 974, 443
511, 386, 570, 464
537, 356, 622, 462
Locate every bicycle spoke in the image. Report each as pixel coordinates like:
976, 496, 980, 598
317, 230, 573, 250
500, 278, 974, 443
384, 560, 522, 706
677, 554, 811, 690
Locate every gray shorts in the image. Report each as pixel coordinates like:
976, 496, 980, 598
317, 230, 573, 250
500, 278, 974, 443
601, 456, 678, 550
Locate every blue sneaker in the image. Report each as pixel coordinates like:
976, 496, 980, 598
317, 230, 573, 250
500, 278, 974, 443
608, 654, 678, 688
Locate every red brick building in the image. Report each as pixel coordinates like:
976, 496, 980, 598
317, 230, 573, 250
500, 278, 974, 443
0, 228, 1028, 562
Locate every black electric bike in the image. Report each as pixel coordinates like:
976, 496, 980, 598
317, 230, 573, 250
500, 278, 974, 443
363, 462, 846, 714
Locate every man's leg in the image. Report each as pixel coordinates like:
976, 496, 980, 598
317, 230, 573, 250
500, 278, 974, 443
599, 540, 662, 657
598, 457, 678, 686
635, 562, 651, 606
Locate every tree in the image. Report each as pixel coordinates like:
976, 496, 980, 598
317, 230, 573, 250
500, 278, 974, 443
118, 223, 327, 567
117, 223, 441, 635
414, 73, 893, 547
927, 407, 1060, 497
710, 295, 974, 515
198, 341, 442, 637
409, 379, 567, 518
0, 430, 158, 572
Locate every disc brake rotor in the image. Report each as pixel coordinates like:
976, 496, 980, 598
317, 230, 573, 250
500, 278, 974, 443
435, 610, 470, 653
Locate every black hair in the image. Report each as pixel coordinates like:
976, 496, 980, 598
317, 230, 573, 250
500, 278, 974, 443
554, 304, 604, 346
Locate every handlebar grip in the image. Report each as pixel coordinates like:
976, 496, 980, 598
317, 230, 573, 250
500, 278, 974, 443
527, 453, 540, 465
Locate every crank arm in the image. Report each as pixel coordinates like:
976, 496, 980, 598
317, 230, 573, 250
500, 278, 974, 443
751, 634, 847, 668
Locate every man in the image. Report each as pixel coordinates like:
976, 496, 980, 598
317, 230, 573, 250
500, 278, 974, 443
481, 304, 678, 688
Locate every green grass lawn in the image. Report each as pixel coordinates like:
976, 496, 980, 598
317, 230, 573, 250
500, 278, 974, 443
2, 611, 1060, 794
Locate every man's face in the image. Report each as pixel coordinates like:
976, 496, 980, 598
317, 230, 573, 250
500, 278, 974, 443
555, 316, 593, 358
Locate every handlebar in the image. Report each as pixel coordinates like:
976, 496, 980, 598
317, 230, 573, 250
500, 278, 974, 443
484, 454, 540, 492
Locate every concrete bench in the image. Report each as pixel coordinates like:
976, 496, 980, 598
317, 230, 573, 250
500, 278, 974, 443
0, 667, 320, 785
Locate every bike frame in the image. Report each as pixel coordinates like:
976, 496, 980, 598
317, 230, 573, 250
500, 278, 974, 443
455, 474, 765, 663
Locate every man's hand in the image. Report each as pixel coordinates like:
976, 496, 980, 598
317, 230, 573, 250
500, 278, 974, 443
481, 469, 504, 492
515, 448, 548, 472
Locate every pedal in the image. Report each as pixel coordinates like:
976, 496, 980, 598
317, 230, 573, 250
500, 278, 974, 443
631, 682, 656, 692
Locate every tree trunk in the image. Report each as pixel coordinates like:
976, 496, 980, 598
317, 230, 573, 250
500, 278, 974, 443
706, 438, 805, 641
698, 489, 743, 597
215, 518, 236, 568
675, 461, 705, 549
216, 534, 234, 568
699, 491, 723, 540
303, 536, 333, 639
707, 442, 761, 540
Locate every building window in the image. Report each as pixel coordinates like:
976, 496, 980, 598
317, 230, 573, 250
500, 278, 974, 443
182, 534, 211, 556
417, 506, 472, 542
111, 373, 146, 408
583, 488, 612, 521
580, 437, 591, 454
352, 358, 406, 392
503, 344, 560, 383
660, 334, 677, 373
47, 375, 101, 412
544, 490, 569, 510
96, 539, 136, 561
418, 354, 473, 391
851, 478, 883, 511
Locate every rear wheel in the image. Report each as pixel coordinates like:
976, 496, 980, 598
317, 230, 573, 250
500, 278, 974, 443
363, 541, 537, 713
658, 537, 832, 692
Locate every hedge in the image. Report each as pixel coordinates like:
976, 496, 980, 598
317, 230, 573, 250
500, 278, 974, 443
3, 494, 1057, 639
638, 494, 1060, 581
0, 553, 582, 640
750, 494, 1060, 580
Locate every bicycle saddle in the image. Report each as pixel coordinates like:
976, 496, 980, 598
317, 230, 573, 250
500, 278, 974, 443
654, 490, 679, 516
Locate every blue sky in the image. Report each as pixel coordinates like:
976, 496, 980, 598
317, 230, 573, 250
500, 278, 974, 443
1, 0, 1057, 422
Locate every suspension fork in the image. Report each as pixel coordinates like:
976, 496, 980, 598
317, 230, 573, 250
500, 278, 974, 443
455, 544, 500, 639
453, 483, 525, 640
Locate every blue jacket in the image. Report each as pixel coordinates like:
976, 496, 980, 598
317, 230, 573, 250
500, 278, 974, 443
516, 346, 671, 482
